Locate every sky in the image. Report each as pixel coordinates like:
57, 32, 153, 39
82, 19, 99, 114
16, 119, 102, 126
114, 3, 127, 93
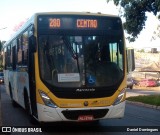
0, 0, 159, 49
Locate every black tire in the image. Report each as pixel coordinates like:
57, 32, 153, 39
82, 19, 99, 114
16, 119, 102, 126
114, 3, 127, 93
24, 91, 38, 125
9, 84, 19, 107
24, 92, 30, 114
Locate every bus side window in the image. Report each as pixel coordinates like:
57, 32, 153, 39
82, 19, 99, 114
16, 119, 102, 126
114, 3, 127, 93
16, 38, 19, 68
10, 43, 13, 67
7, 45, 11, 69
22, 31, 29, 66
3, 47, 7, 69
17, 36, 23, 66
11, 40, 17, 70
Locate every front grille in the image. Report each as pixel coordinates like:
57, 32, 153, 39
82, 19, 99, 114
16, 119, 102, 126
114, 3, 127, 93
62, 109, 109, 120
45, 82, 120, 99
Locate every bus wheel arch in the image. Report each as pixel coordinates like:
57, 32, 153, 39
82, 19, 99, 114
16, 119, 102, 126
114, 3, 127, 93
24, 88, 38, 124
9, 82, 19, 107
24, 88, 31, 114
9, 83, 13, 99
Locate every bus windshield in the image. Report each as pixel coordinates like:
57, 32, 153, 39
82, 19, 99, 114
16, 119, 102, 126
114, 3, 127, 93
39, 35, 124, 88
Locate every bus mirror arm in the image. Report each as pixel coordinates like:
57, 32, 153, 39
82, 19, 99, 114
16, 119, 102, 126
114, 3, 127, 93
29, 36, 36, 53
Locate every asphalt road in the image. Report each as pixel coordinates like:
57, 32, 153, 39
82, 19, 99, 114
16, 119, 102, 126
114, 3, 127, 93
1, 84, 160, 135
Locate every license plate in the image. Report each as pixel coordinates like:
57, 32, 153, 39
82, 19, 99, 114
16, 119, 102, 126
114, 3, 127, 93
78, 115, 93, 121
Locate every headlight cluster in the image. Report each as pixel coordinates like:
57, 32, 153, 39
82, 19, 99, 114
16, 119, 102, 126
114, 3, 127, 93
39, 90, 57, 108
113, 89, 126, 105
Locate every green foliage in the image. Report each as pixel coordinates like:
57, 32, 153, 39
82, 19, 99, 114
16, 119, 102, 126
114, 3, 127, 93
0, 40, 2, 52
139, 49, 145, 52
107, 0, 160, 42
0, 40, 3, 70
127, 95, 160, 106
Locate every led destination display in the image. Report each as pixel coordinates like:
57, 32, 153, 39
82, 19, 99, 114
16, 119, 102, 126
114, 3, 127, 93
38, 15, 122, 31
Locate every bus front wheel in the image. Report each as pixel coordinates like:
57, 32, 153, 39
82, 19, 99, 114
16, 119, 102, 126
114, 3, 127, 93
24, 90, 38, 124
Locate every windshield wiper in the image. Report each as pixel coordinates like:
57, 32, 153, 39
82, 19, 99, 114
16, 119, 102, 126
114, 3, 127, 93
62, 36, 80, 73
62, 36, 77, 59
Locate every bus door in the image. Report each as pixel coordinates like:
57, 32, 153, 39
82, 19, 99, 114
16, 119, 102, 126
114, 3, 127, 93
28, 32, 37, 118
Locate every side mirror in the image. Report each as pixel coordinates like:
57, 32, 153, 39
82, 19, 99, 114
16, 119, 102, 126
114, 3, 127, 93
29, 35, 36, 53
126, 48, 135, 72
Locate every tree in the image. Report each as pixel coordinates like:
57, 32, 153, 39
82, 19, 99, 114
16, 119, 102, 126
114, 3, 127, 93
0, 40, 3, 70
0, 40, 2, 52
107, 0, 160, 42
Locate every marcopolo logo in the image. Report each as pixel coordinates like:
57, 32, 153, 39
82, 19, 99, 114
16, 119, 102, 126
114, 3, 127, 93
76, 88, 95, 92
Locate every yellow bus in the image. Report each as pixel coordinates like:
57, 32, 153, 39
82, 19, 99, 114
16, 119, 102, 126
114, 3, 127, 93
3, 12, 130, 123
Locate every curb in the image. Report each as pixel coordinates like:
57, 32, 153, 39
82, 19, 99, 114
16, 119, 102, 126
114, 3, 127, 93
126, 100, 160, 110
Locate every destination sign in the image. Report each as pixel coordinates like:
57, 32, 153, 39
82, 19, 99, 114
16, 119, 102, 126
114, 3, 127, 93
49, 18, 98, 29
38, 15, 122, 31
49, 18, 61, 28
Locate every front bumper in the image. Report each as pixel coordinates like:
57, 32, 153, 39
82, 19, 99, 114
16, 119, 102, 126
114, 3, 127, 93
37, 101, 125, 122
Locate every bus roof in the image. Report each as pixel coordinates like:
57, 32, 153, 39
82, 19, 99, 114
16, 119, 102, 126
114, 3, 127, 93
3, 12, 119, 48
34, 11, 119, 17
3, 15, 35, 48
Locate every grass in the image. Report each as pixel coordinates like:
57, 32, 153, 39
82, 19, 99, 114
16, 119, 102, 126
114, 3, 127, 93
126, 95, 160, 106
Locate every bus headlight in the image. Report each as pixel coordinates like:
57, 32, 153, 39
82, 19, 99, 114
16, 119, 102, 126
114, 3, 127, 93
39, 90, 57, 108
113, 89, 126, 105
